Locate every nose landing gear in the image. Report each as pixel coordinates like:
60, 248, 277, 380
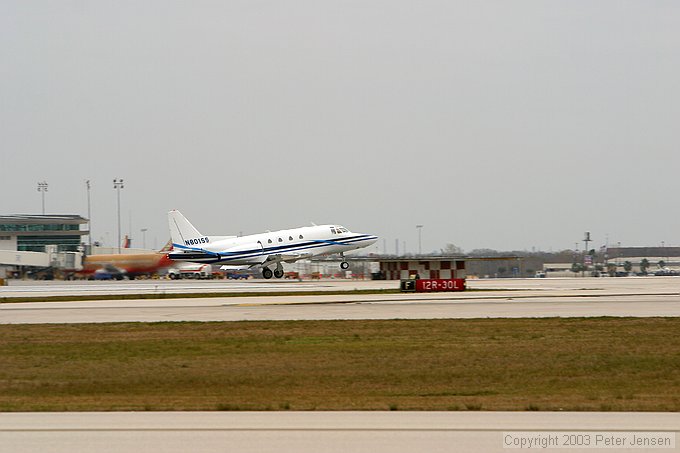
340, 253, 349, 270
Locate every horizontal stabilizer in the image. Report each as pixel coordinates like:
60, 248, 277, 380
168, 250, 219, 263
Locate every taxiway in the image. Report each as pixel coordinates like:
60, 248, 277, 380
1, 277, 679, 324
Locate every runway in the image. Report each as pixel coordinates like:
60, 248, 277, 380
2, 275, 678, 299
1, 278, 680, 323
1, 412, 677, 453
2, 293, 680, 324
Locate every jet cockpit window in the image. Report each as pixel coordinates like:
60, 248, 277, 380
337, 226, 348, 233
330, 227, 337, 234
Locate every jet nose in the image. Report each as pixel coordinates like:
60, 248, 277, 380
365, 235, 378, 246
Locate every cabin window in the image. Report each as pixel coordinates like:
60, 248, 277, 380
299, 235, 303, 239
268, 239, 272, 244
278, 238, 283, 242
289, 236, 293, 241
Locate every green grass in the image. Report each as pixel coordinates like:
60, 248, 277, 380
1, 318, 679, 411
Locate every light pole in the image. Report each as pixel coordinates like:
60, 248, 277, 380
141, 228, 148, 249
37, 181, 48, 214
662, 241, 667, 267
86, 180, 92, 248
583, 232, 591, 277
416, 225, 423, 256
113, 179, 124, 254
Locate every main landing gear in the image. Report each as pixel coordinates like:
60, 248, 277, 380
262, 263, 284, 279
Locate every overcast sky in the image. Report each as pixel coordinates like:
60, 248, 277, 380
2, 1, 679, 253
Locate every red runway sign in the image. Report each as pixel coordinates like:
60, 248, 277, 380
415, 278, 466, 292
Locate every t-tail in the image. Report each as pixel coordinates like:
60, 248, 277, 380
168, 210, 217, 262
168, 210, 206, 248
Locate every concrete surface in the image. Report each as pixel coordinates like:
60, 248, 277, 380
1, 412, 677, 453
2, 293, 680, 324
1, 277, 680, 323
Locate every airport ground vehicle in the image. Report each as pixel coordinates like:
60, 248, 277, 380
167, 263, 213, 279
26, 267, 55, 280
654, 268, 679, 276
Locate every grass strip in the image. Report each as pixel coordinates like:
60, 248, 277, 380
1, 318, 679, 412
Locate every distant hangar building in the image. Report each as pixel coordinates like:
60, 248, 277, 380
376, 257, 467, 280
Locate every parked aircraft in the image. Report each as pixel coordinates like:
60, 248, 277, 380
79, 242, 174, 279
167, 210, 378, 279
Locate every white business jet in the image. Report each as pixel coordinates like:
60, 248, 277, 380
167, 210, 378, 279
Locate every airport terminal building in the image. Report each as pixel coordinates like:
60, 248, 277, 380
0, 215, 89, 252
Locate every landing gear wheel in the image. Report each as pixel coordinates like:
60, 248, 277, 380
274, 268, 284, 279
340, 261, 349, 270
262, 268, 273, 279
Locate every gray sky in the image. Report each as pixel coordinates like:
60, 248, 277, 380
2, 1, 679, 253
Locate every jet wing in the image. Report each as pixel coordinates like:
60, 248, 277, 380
219, 265, 249, 270
102, 263, 126, 273
219, 253, 313, 271
266, 252, 313, 264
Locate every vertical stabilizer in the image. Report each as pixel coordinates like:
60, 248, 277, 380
168, 210, 203, 247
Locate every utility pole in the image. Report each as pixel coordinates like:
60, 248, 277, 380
140, 228, 148, 249
113, 179, 124, 254
37, 181, 48, 215
86, 180, 92, 248
416, 225, 423, 256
